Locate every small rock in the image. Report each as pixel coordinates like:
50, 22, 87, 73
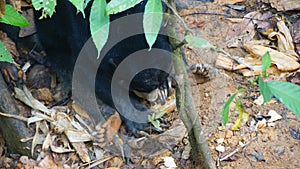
249, 149, 265, 162
163, 157, 177, 168
290, 127, 300, 140
254, 95, 264, 105
216, 145, 225, 152
256, 119, 267, 130
216, 138, 225, 144
267, 122, 276, 127
254, 149, 265, 162
268, 110, 282, 122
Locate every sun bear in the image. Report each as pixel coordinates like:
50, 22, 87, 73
34, 0, 173, 135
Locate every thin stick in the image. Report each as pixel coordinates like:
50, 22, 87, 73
217, 49, 254, 71
219, 135, 258, 162
0, 111, 28, 122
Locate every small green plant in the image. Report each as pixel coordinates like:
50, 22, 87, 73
148, 111, 166, 130
222, 52, 300, 127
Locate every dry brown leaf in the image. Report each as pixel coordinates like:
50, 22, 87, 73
216, 53, 239, 71
53, 112, 92, 142
9, 0, 21, 11
72, 102, 91, 119
216, 53, 263, 74
0, 0, 5, 17
50, 142, 74, 153
260, 0, 300, 11
268, 19, 299, 60
226, 11, 261, 48
71, 142, 90, 163
21, 0, 31, 7
244, 44, 300, 71
276, 19, 299, 59
0, 30, 19, 57
276, 19, 294, 51
42, 133, 51, 151
239, 66, 280, 76
14, 86, 51, 115
32, 121, 47, 155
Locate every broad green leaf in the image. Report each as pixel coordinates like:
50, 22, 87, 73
148, 114, 155, 122
152, 120, 162, 130
32, 0, 56, 18
143, 0, 162, 50
69, 0, 85, 18
232, 100, 249, 130
90, 0, 110, 58
0, 41, 13, 63
148, 114, 162, 130
155, 111, 166, 119
0, 5, 30, 26
222, 92, 237, 125
258, 75, 272, 102
106, 0, 142, 15
262, 52, 271, 76
185, 35, 216, 49
267, 81, 300, 116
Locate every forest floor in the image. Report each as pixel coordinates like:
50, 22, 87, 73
179, 0, 300, 168
0, 0, 300, 168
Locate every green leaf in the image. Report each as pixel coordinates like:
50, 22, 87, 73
32, 0, 56, 18
155, 111, 166, 119
262, 52, 271, 76
0, 5, 30, 26
185, 35, 216, 49
68, 0, 85, 18
222, 92, 237, 125
143, 0, 162, 50
258, 75, 272, 102
152, 120, 162, 130
106, 0, 142, 15
0, 41, 13, 63
267, 81, 300, 116
90, 0, 110, 58
237, 86, 244, 93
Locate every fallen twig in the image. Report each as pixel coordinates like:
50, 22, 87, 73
219, 135, 258, 162
0, 111, 29, 122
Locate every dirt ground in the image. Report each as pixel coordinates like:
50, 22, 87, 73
0, 0, 300, 168
178, 0, 300, 168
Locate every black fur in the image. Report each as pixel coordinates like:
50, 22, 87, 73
34, 0, 172, 135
